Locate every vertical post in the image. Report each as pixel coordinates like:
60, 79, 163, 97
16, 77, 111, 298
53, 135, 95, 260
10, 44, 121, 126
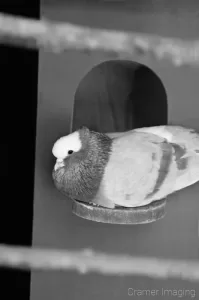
0, 0, 40, 297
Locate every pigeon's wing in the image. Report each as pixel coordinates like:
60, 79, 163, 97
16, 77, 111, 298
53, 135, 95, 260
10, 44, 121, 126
134, 125, 199, 150
134, 125, 199, 191
94, 131, 176, 208
108, 125, 199, 152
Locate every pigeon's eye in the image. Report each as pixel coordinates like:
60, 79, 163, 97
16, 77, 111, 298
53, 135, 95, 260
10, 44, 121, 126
68, 150, 74, 155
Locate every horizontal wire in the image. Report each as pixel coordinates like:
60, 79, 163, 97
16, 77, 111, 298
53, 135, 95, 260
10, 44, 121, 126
0, 13, 199, 66
0, 244, 199, 281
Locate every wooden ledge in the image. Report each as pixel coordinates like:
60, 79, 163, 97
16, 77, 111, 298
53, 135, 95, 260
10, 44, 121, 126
72, 199, 167, 224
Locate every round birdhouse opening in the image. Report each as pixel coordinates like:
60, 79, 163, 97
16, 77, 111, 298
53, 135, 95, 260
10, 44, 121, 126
71, 60, 168, 132
70, 59, 168, 224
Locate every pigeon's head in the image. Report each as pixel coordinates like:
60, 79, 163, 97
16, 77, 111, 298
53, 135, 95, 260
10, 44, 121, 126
52, 126, 91, 171
52, 126, 113, 202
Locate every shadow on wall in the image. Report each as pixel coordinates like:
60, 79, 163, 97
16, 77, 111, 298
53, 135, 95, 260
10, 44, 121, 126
72, 60, 168, 133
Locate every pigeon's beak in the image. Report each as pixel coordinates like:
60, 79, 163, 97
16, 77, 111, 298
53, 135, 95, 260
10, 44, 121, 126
54, 158, 65, 171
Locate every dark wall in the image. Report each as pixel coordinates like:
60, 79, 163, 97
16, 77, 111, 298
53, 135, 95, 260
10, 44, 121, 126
31, 3, 199, 300
42, 0, 199, 13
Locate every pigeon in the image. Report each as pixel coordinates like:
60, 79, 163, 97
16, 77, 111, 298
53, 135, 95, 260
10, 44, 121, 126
52, 125, 199, 209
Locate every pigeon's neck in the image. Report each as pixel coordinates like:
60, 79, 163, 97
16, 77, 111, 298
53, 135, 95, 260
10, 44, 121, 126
54, 132, 112, 202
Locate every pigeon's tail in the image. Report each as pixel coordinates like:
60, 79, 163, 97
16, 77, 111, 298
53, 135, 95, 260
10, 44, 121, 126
171, 142, 199, 192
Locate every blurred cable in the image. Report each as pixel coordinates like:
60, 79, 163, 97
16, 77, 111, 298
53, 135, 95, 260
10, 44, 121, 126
0, 12, 199, 66
0, 244, 199, 281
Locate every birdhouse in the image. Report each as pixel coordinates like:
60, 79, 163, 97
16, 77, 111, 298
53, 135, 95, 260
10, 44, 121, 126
35, 2, 199, 299
71, 60, 168, 224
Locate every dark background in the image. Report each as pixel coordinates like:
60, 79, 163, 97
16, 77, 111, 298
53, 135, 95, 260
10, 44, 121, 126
0, 0, 39, 299
30, 1, 199, 299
